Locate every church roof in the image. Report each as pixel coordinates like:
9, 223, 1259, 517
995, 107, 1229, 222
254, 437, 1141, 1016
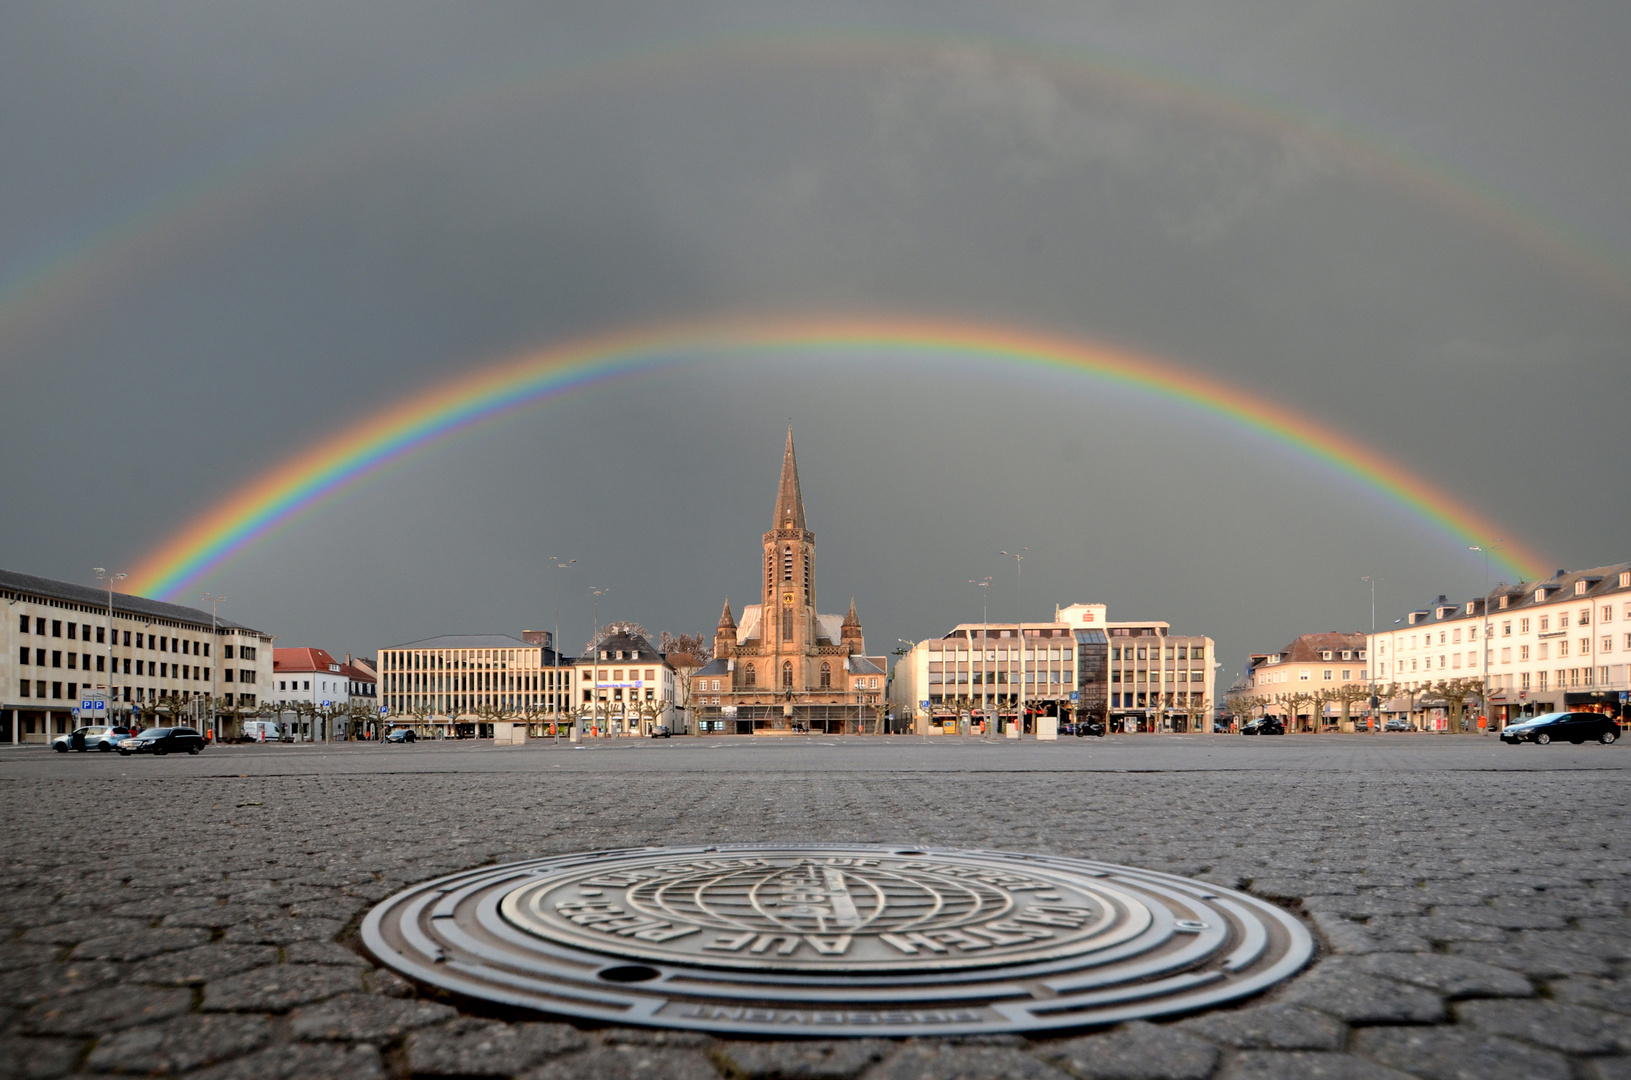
842, 597, 860, 628
846, 655, 886, 676
772, 426, 808, 532
717, 600, 736, 630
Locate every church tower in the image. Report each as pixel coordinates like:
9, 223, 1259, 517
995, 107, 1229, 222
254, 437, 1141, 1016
764, 427, 816, 690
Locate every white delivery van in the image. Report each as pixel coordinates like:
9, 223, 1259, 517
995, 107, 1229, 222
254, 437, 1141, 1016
240, 719, 282, 743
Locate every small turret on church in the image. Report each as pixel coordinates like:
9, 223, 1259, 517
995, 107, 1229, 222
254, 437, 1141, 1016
714, 600, 737, 660
841, 597, 863, 655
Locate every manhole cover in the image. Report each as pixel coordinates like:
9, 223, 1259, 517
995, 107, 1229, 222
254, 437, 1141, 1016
361, 844, 1311, 1036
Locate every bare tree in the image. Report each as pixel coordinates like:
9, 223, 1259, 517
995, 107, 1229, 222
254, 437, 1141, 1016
1330, 684, 1373, 732
1274, 690, 1316, 733
1433, 677, 1483, 734
660, 631, 712, 736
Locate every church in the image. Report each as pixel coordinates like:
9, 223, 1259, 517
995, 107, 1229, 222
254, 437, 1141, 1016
692, 430, 888, 734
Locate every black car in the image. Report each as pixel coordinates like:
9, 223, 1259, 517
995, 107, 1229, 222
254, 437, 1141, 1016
117, 727, 206, 756
1073, 720, 1107, 738
1241, 718, 1286, 736
385, 728, 417, 743
1500, 712, 1620, 746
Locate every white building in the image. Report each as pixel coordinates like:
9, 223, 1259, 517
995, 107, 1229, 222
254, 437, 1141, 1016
889, 602, 1217, 735
1368, 563, 1631, 729
378, 632, 572, 737
574, 628, 678, 736
273, 647, 352, 706
1, 567, 274, 743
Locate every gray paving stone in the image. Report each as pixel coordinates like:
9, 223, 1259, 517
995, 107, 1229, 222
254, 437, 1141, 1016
185, 1041, 386, 1080
0, 964, 121, 1014
1176, 1004, 1345, 1050
359, 966, 415, 997
0, 1035, 84, 1079
22, 985, 191, 1036
288, 992, 456, 1041
220, 916, 346, 945
1350, 952, 1534, 997
863, 1044, 1072, 1080
1222, 1051, 1417, 1079
1308, 911, 1433, 955
0, 946, 62, 973
1041, 1021, 1219, 1079
1584, 1059, 1631, 1080
1302, 895, 1424, 918
1550, 976, 1631, 1015
84, 1011, 274, 1074
598, 1026, 718, 1048
1457, 998, 1631, 1054
717, 1039, 892, 1078
70, 925, 212, 962
18, 919, 144, 946
1279, 964, 1446, 1023
1353, 1025, 1569, 1080
202, 963, 363, 1012
282, 940, 369, 966
405, 1018, 589, 1076
1450, 940, 1616, 978
522, 1044, 723, 1080
126, 943, 278, 986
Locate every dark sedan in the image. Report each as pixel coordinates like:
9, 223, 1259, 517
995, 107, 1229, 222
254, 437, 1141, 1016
117, 727, 206, 756
1500, 712, 1620, 746
1241, 718, 1286, 736
1073, 720, 1107, 737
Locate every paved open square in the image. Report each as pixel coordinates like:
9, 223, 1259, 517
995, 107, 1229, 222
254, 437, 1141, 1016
3, 734, 1628, 1079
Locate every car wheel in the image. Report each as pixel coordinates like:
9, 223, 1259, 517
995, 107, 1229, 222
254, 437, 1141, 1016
188, 746, 201, 755
1601, 730, 1617, 745
1536, 733, 1550, 745
154, 748, 168, 756
54, 744, 67, 753
98, 743, 112, 752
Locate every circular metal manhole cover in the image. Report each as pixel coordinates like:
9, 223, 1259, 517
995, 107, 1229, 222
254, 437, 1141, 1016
361, 844, 1311, 1037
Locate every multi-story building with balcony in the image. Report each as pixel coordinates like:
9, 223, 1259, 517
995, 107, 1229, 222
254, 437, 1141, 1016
1, 567, 273, 743
1369, 564, 1631, 728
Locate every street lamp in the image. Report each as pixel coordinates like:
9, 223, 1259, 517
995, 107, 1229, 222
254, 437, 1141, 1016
895, 639, 918, 736
970, 577, 992, 737
1469, 542, 1502, 735
202, 593, 226, 741
94, 569, 125, 726
590, 587, 611, 737
1361, 576, 1380, 733
1000, 549, 1025, 737
551, 557, 575, 740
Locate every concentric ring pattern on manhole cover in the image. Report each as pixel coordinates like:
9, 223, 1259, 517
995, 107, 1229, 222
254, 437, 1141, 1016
361, 844, 1312, 1036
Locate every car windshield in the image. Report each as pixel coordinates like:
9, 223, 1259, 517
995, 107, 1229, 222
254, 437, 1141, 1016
1512, 713, 1564, 727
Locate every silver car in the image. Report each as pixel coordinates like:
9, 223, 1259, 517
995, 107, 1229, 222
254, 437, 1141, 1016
52, 726, 133, 753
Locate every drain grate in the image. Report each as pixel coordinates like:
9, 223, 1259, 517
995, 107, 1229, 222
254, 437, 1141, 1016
361, 844, 1312, 1036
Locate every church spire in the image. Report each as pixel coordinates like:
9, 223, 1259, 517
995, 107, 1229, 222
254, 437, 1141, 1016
773, 425, 808, 532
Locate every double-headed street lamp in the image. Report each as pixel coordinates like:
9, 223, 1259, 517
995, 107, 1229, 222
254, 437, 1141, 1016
1469, 542, 1503, 734
202, 593, 226, 740
590, 587, 611, 736
94, 568, 125, 725
551, 557, 575, 739
1000, 549, 1026, 737
969, 577, 992, 737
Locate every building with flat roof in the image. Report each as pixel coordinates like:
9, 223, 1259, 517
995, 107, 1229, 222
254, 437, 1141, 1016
377, 632, 571, 737
1, 567, 273, 743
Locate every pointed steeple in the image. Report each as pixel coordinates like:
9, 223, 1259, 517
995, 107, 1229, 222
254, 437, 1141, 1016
718, 599, 737, 630
842, 597, 860, 629
773, 426, 808, 532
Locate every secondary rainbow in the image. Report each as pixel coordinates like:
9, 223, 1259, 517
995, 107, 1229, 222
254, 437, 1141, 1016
127, 314, 1546, 600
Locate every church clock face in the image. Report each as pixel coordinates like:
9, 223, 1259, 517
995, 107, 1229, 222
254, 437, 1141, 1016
782, 592, 795, 605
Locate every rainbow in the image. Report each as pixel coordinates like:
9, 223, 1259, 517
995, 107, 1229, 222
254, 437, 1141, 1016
127, 313, 1546, 599
2, 30, 1626, 370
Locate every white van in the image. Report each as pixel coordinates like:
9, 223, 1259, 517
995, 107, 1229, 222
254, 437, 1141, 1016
240, 720, 283, 743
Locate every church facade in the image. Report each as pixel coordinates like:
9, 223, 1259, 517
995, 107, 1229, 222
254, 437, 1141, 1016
692, 430, 887, 734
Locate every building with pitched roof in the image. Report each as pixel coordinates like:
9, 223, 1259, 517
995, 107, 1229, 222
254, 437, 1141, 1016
694, 429, 887, 733
1230, 631, 1370, 731
1369, 563, 1631, 728
573, 627, 676, 736
1, 566, 274, 743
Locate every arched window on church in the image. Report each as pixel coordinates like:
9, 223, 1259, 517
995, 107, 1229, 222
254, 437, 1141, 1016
781, 661, 793, 688
782, 546, 793, 581
744, 663, 756, 687
819, 661, 831, 688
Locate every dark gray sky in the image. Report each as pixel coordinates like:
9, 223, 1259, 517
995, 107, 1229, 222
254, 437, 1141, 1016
2, 2, 1626, 679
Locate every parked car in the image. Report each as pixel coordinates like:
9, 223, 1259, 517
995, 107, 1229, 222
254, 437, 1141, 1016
385, 728, 417, 744
1074, 720, 1106, 737
650, 726, 672, 738
1384, 718, 1413, 732
1500, 711, 1620, 746
1241, 718, 1286, 736
52, 726, 132, 753
117, 727, 206, 756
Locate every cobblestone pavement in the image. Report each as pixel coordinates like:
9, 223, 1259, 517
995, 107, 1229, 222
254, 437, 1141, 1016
2, 735, 1627, 1079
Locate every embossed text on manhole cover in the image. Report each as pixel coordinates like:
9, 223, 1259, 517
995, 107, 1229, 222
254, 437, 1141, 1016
361, 844, 1312, 1036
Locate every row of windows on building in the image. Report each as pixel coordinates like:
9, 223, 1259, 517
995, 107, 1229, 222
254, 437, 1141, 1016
1380, 633, 1630, 676
382, 648, 535, 670
14, 681, 252, 703
17, 615, 219, 655
1110, 691, 1207, 709
1258, 668, 1367, 685
16, 648, 216, 679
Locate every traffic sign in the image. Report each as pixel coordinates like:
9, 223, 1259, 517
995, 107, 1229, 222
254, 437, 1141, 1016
1069, 692, 1079, 702
919, 700, 930, 709
379, 705, 388, 715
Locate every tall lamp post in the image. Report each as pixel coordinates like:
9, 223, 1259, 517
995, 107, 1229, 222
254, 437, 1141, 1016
896, 638, 918, 736
1000, 549, 1025, 738
590, 587, 610, 737
1361, 576, 1380, 733
94, 569, 125, 726
969, 578, 991, 737
551, 557, 575, 740
202, 593, 226, 741
1469, 543, 1502, 734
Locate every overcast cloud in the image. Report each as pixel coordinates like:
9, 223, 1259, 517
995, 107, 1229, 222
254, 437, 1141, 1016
1, 2, 1626, 677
